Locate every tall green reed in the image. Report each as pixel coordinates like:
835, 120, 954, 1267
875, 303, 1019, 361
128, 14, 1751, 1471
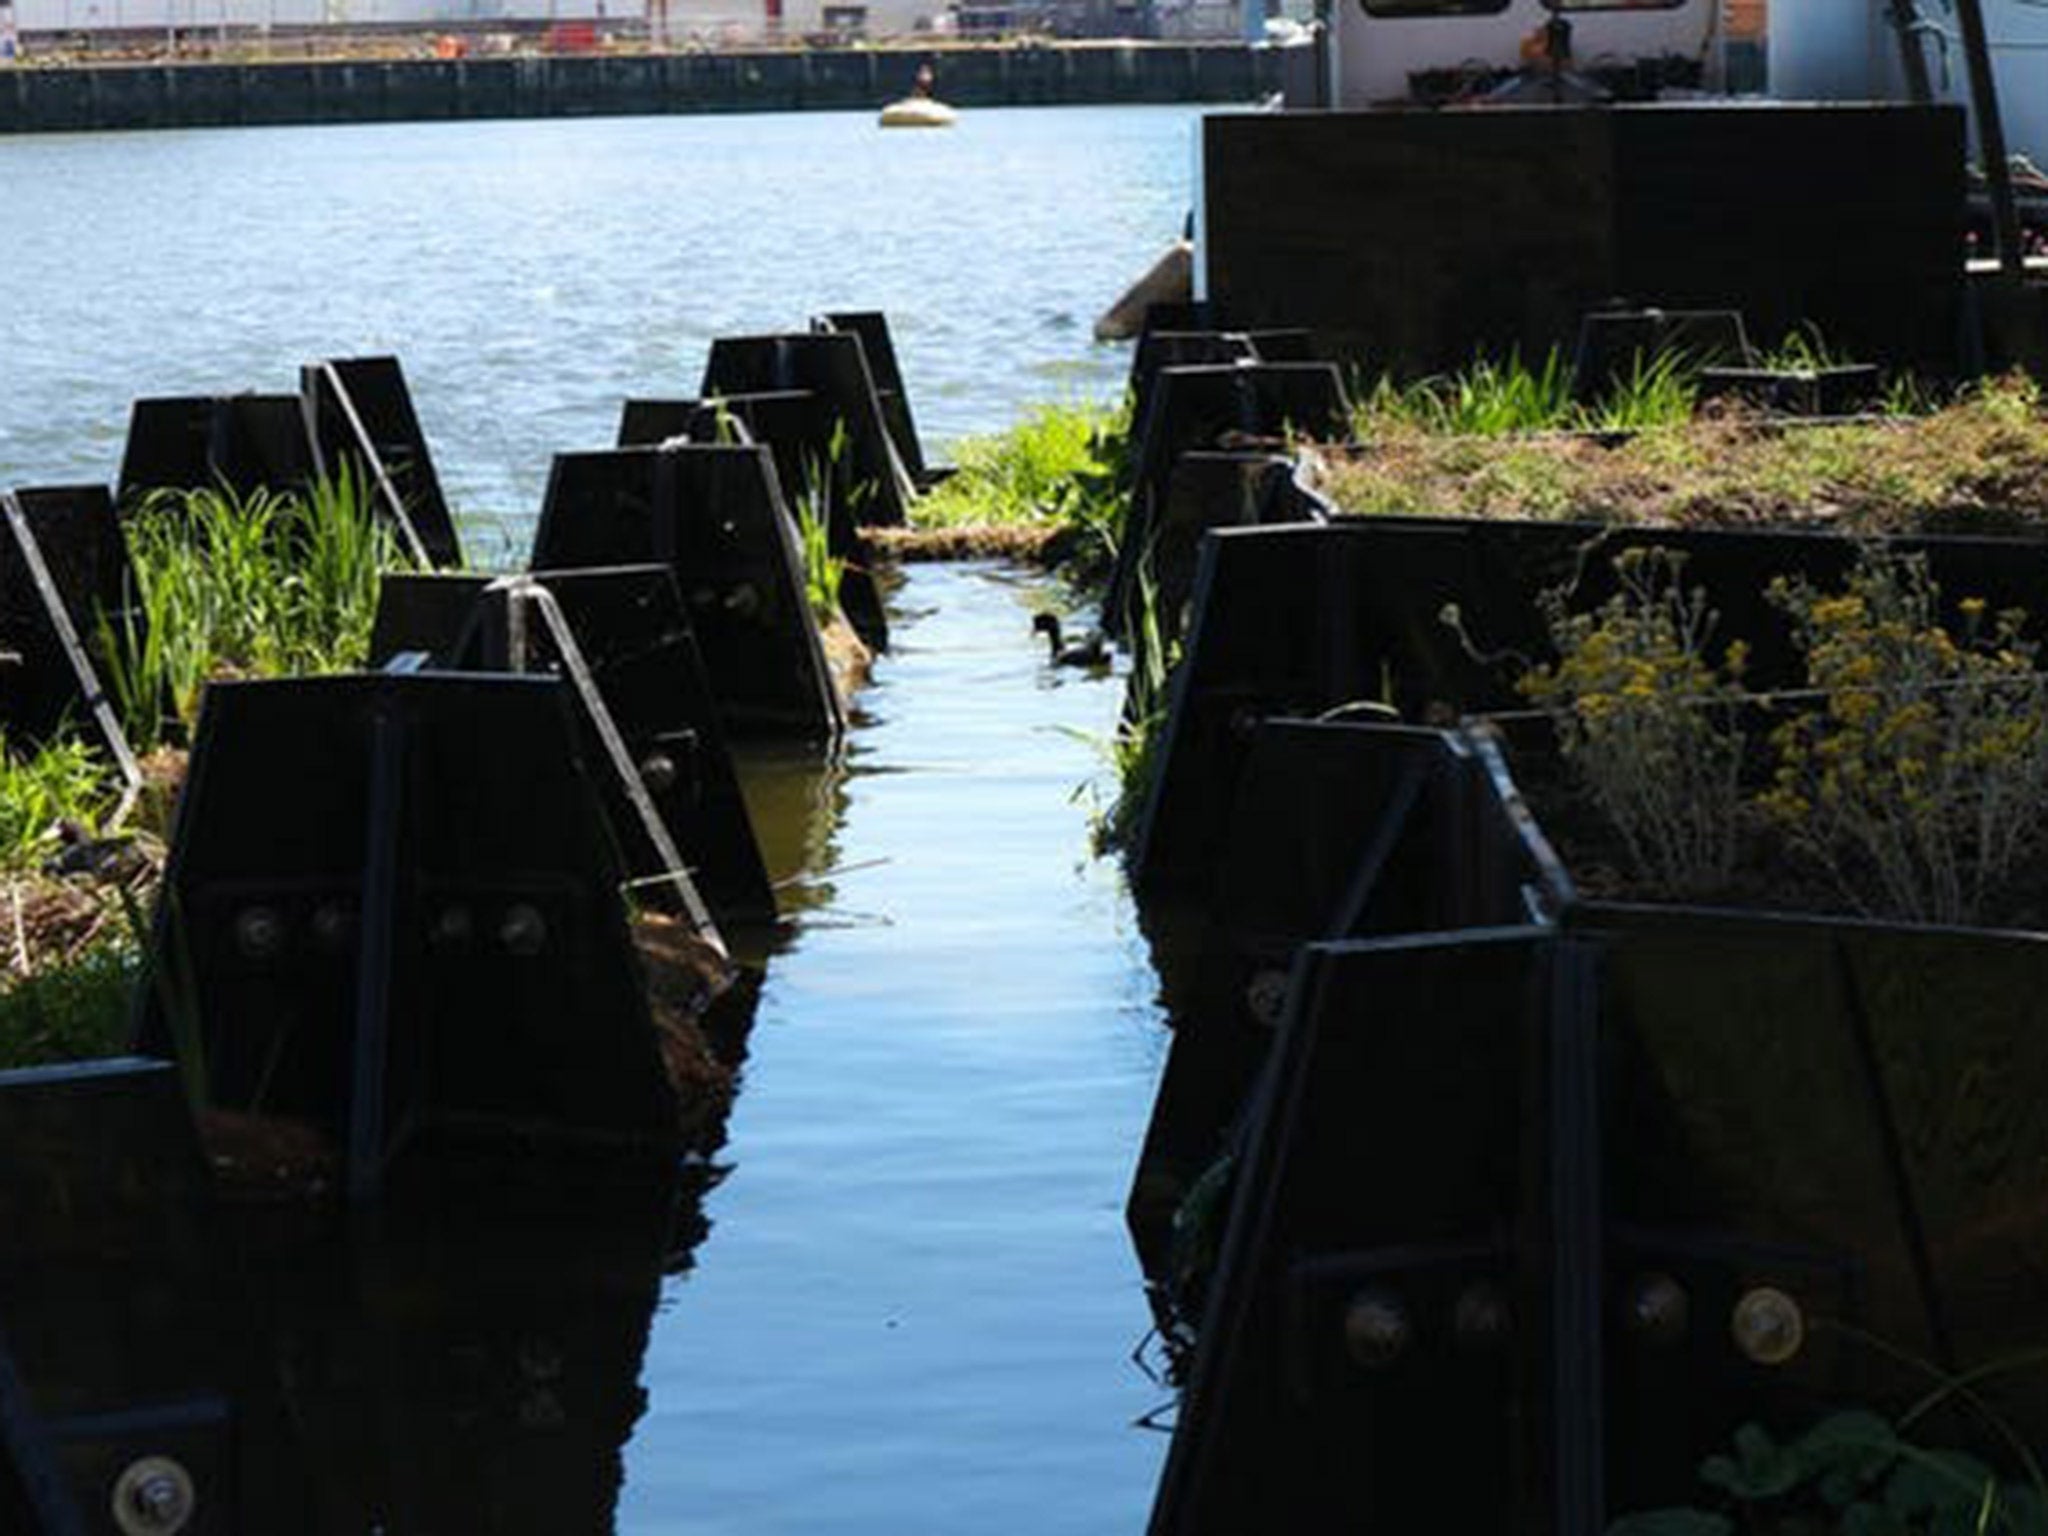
102, 465, 401, 749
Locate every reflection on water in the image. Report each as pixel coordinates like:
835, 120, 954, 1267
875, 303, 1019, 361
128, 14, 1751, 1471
231, 1153, 696, 1534
622, 563, 1168, 1536
733, 741, 855, 946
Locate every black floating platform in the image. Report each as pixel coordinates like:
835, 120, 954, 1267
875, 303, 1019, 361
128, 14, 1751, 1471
1150, 930, 1545, 1536
1, 484, 148, 763
372, 566, 777, 929
1118, 450, 1331, 662
530, 443, 846, 743
813, 310, 937, 488
1109, 361, 1350, 640
1134, 517, 2048, 904
614, 388, 888, 653
117, 394, 317, 504
701, 331, 913, 527
1570, 307, 1753, 400
1128, 720, 1562, 1283
1155, 898, 2048, 1530
1126, 327, 1318, 436
134, 672, 682, 1202
302, 354, 463, 569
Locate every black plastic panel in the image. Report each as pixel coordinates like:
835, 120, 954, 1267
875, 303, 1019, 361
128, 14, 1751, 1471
529, 444, 844, 742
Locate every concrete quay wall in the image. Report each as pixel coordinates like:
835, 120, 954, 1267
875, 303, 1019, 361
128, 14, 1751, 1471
0, 44, 1283, 133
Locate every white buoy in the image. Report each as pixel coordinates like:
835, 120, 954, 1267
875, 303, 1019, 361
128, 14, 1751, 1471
879, 96, 957, 128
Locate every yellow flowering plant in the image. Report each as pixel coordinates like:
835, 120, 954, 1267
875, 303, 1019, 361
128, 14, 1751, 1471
1519, 547, 1751, 897
1763, 552, 2048, 925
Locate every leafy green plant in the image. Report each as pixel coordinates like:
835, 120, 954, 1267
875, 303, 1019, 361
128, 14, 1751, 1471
1517, 548, 1750, 897
1610, 1410, 2048, 1536
794, 474, 846, 625
1086, 558, 1175, 856
917, 398, 1130, 534
1351, 347, 1699, 441
1420, 349, 1579, 437
1588, 346, 1702, 433
0, 732, 116, 871
0, 929, 138, 1070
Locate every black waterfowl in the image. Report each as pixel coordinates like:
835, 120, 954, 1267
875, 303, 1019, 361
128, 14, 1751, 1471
1032, 612, 1110, 670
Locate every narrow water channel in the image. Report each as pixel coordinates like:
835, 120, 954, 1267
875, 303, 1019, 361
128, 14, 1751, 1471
619, 562, 1171, 1533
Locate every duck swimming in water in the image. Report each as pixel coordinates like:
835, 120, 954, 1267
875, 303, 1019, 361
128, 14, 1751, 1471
1032, 612, 1111, 670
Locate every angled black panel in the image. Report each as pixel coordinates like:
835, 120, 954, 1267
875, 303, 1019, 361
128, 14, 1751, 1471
1128, 327, 1319, 433
385, 567, 776, 929
614, 389, 888, 652
302, 355, 463, 569
1576, 902, 2048, 1505
365, 572, 493, 668
701, 331, 910, 527
0, 485, 144, 754
1132, 720, 1566, 1285
529, 444, 844, 742
813, 310, 931, 485
134, 673, 677, 1182
1109, 361, 1350, 638
1570, 307, 1752, 400
117, 395, 316, 504
1150, 931, 1548, 1536
1114, 449, 1329, 654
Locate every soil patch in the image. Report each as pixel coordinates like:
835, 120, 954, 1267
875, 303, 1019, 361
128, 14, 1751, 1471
869, 523, 1065, 563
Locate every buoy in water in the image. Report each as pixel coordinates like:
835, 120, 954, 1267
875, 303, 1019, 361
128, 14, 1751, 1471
879, 96, 957, 127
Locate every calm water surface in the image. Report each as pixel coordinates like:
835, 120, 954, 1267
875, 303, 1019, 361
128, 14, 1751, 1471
5, 108, 1199, 1529
625, 566, 1170, 1534
1, 104, 1202, 545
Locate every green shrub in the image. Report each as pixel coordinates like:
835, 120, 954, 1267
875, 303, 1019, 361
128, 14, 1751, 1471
918, 399, 1130, 534
0, 733, 116, 872
0, 932, 138, 1070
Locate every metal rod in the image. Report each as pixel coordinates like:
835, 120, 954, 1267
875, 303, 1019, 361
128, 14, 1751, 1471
346, 705, 405, 1206
1954, 0, 2026, 282
0, 490, 145, 830
492, 577, 728, 960
316, 361, 436, 570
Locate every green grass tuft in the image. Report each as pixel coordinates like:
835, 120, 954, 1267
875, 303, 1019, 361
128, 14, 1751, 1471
104, 465, 401, 749
917, 399, 1130, 532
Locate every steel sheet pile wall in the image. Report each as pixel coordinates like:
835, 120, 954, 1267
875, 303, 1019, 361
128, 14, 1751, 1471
0, 42, 1282, 134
